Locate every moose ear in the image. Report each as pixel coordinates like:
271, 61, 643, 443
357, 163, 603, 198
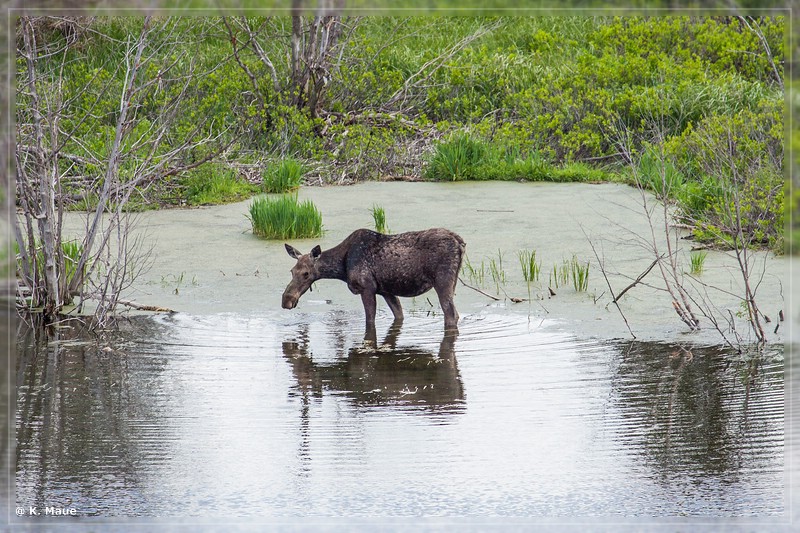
310, 245, 322, 260
285, 244, 302, 259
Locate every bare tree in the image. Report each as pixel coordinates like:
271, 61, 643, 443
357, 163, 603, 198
607, 107, 779, 349
15, 16, 234, 323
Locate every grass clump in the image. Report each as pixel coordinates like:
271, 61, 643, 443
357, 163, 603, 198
424, 134, 489, 181
550, 256, 589, 291
488, 250, 506, 294
689, 251, 707, 275
569, 256, 590, 292
462, 254, 486, 286
184, 164, 256, 205
249, 194, 323, 239
371, 204, 390, 234
425, 133, 609, 183
263, 157, 306, 193
518, 249, 541, 283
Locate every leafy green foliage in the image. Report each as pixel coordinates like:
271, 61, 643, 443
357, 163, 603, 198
20, 15, 784, 250
249, 195, 324, 239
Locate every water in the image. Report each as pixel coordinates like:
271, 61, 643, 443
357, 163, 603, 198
12, 182, 791, 528
15, 311, 785, 524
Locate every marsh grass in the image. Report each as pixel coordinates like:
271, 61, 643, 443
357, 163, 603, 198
518, 249, 541, 283
15, 239, 85, 291
425, 133, 488, 181
489, 249, 506, 294
249, 194, 323, 239
263, 157, 305, 193
185, 165, 255, 205
550, 260, 570, 289
371, 204, 390, 234
462, 254, 486, 286
570, 256, 590, 292
689, 250, 708, 275
425, 134, 608, 182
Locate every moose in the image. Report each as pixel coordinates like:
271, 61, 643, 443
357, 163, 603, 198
282, 228, 465, 333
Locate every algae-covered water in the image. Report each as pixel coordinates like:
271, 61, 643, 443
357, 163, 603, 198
14, 182, 790, 529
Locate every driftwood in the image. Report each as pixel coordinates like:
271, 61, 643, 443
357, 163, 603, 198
116, 299, 175, 313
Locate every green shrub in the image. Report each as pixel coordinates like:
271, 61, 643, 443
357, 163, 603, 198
249, 194, 323, 239
263, 157, 305, 193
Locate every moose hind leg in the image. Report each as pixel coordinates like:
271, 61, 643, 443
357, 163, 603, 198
435, 284, 459, 331
383, 295, 404, 323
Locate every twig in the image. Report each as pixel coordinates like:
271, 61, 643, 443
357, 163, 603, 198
458, 277, 500, 301
582, 226, 636, 339
613, 255, 663, 303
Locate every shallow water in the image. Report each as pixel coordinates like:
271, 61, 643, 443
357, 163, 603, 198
15, 311, 785, 522
14, 182, 791, 527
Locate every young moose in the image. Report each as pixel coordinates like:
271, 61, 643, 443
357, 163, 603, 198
282, 228, 465, 332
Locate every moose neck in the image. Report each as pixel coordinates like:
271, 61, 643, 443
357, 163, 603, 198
316, 244, 348, 281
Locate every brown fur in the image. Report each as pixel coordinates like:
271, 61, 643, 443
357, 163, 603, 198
283, 228, 465, 332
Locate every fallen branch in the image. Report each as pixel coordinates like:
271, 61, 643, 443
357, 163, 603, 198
458, 277, 500, 301
116, 299, 175, 313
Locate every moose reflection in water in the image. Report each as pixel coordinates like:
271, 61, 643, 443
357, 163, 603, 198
282, 322, 465, 415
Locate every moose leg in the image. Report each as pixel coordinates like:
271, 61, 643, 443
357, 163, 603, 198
435, 284, 459, 331
361, 291, 378, 329
383, 295, 404, 323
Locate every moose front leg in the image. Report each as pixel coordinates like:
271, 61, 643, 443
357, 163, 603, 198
360, 291, 378, 343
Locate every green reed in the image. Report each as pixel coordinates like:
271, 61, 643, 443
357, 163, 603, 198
249, 194, 323, 239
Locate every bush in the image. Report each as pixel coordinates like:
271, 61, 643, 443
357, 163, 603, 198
249, 194, 324, 239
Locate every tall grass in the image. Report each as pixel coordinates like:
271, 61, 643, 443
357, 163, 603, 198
15, 239, 85, 290
689, 250, 707, 275
569, 256, 590, 292
249, 194, 323, 239
424, 133, 488, 181
371, 204, 390, 234
489, 250, 506, 294
462, 254, 486, 286
425, 133, 608, 182
263, 157, 305, 193
518, 249, 541, 283
549, 256, 589, 291
184, 165, 255, 205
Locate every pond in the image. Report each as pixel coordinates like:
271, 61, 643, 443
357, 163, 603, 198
13, 182, 791, 529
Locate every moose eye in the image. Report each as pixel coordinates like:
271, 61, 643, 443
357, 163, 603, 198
303, 272, 309, 279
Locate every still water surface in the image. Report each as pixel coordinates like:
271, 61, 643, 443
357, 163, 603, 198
16, 310, 784, 520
